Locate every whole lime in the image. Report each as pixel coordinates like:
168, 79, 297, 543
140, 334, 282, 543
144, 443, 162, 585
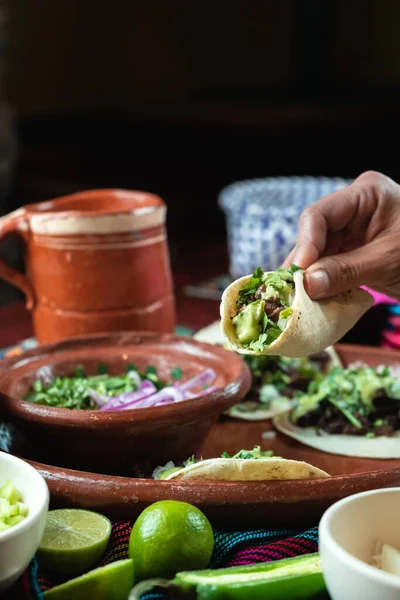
128, 500, 214, 581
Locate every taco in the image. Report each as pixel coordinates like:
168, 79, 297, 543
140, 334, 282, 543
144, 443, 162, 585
228, 347, 342, 420
273, 365, 400, 458
194, 321, 343, 420
152, 446, 330, 481
220, 265, 373, 358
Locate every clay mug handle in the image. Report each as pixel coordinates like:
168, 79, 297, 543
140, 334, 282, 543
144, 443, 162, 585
0, 208, 35, 310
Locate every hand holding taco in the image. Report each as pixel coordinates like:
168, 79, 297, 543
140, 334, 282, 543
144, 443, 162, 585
220, 265, 373, 358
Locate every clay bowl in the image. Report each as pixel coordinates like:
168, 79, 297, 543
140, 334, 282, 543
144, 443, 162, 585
0, 332, 250, 473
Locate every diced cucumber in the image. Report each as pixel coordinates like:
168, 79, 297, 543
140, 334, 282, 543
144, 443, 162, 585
18, 502, 29, 517
0, 480, 22, 504
7, 515, 25, 526
0, 480, 29, 532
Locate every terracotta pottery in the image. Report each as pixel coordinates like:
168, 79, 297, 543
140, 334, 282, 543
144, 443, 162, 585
0, 190, 175, 343
0, 332, 251, 472
3, 343, 400, 526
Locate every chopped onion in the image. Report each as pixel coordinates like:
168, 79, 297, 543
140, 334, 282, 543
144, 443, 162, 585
127, 369, 142, 389
88, 389, 109, 408
98, 369, 219, 411
100, 380, 157, 411
180, 369, 217, 392
183, 386, 218, 400
117, 387, 181, 410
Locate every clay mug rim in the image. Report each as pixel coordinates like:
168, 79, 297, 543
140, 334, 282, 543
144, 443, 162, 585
0, 189, 166, 312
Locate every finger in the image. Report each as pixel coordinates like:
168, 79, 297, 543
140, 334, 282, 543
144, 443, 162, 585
281, 247, 297, 269
290, 207, 327, 269
291, 177, 380, 269
303, 240, 390, 299
323, 231, 346, 257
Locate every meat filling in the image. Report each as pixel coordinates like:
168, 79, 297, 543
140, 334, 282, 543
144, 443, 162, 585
296, 390, 400, 436
252, 284, 284, 321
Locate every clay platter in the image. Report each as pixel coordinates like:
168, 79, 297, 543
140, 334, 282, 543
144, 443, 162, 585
3, 344, 400, 527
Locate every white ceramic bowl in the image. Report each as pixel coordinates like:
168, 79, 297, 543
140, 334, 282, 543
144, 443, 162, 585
319, 488, 400, 600
0, 451, 49, 593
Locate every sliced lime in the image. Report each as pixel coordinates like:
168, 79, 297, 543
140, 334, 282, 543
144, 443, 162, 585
37, 509, 112, 574
43, 558, 134, 599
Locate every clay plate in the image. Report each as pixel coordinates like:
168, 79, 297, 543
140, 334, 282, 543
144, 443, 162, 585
0, 332, 251, 472
3, 344, 400, 527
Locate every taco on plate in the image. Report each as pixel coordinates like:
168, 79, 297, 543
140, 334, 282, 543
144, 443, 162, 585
152, 446, 330, 481
220, 265, 373, 358
194, 321, 343, 420
228, 347, 342, 420
273, 365, 400, 458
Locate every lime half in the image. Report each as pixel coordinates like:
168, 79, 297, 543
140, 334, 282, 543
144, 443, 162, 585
43, 558, 134, 600
37, 509, 112, 574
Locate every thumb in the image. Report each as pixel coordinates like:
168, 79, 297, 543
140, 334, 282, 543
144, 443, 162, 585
304, 244, 385, 299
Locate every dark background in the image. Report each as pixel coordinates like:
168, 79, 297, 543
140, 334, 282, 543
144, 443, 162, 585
1, 0, 400, 308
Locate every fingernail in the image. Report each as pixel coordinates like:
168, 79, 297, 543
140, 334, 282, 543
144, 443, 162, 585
305, 269, 329, 297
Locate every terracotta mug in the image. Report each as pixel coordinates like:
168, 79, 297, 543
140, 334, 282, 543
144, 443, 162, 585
0, 189, 176, 343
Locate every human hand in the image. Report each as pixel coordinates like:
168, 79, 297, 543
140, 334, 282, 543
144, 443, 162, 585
282, 171, 400, 300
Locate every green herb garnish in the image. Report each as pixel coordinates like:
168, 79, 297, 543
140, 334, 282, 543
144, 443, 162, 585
24, 363, 176, 410
171, 367, 183, 381
291, 365, 400, 432
221, 446, 274, 459
236, 267, 264, 308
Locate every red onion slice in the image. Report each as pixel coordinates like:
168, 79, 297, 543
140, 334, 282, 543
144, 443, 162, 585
88, 389, 109, 408
100, 380, 157, 411
180, 368, 217, 392
127, 369, 142, 389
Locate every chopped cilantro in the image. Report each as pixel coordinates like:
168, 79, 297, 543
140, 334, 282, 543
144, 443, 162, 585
24, 363, 178, 410
171, 367, 183, 381
226, 446, 274, 459
145, 365, 157, 376
73, 365, 85, 378
236, 267, 264, 308
291, 365, 400, 433
183, 455, 198, 467
246, 326, 282, 352
289, 264, 302, 273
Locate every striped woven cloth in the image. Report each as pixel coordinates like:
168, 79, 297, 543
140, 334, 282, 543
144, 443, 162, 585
361, 288, 400, 349
14, 521, 319, 599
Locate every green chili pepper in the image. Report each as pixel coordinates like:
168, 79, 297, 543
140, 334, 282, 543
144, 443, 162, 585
129, 553, 326, 599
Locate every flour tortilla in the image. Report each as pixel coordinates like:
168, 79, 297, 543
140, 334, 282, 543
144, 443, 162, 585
228, 398, 294, 421
165, 456, 330, 481
273, 411, 400, 459
193, 320, 226, 346
228, 345, 344, 421
220, 270, 373, 358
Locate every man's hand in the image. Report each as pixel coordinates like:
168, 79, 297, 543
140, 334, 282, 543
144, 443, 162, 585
283, 171, 400, 300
